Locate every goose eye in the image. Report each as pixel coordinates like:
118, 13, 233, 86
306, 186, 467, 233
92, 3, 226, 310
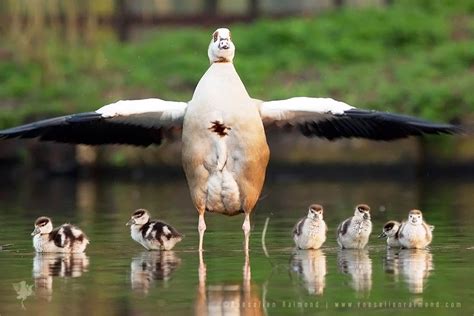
213, 32, 218, 42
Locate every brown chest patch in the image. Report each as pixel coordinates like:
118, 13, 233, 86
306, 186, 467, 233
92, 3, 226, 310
209, 121, 231, 137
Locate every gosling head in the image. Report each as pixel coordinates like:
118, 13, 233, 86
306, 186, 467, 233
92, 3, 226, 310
307, 204, 324, 221
126, 209, 150, 226
32, 216, 53, 236
354, 204, 371, 220
208, 28, 235, 64
378, 220, 400, 238
408, 209, 423, 226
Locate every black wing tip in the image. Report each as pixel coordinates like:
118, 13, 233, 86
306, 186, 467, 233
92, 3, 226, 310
0, 111, 163, 146
0, 112, 103, 140
299, 109, 465, 141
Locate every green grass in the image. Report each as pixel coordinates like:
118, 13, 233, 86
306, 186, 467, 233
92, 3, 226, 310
0, 0, 473, 128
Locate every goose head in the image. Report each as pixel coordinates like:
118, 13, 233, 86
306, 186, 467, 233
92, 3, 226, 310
408, 209, 423, 226
127, 209, 150, 226
208, 28, 235, 64
307, 204, 324, 221
354, 204, 371, 220
378, 220, 400, 238
32, 217, 53, 236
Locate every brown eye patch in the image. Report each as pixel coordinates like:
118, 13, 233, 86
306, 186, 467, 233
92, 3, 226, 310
35, 216, 50, 226
384, 222, 394, 231
309, 204, 323, 212
132, 209, 146, 217
213, 32, 218, 42
357, 204, 370, 212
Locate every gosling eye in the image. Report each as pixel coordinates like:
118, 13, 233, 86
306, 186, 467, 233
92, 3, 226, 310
213, 32, 218, 42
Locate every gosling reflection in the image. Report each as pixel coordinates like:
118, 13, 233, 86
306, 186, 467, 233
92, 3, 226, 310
383, 248, 401, 282
337, 249, 372, 294
399, 249, 433, 294
33, 253, 89, 301
195, 252, 264, 316
130, 251, 181, 295
290, 249, 327, 295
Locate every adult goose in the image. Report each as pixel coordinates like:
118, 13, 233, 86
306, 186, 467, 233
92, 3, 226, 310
0, 28, 461, 252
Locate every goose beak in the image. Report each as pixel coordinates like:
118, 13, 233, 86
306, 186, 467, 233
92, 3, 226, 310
218, 40, 230, 50
378, 231, 387, 239
126, 219, 135, 226
31, 227, 40, 236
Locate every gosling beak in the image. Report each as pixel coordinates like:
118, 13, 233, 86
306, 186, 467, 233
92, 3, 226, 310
378, 231, 387, 239
363, 213, 369, 220
31, 227, 40, 236
126, 218, 135, 226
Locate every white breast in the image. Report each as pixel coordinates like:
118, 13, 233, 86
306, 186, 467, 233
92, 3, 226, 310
182, 63, 270, 215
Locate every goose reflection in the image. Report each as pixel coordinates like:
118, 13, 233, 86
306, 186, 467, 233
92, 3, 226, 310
399, 249, 433, 294
33, 253, 89, 301
130, 251, 181, 295
195, 252, 263, 316
337, 249, 372, 294
290, 249, 327, 295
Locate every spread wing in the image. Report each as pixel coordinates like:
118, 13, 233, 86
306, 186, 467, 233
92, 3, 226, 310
259, 97, 461, 140
0, 99, 187, 146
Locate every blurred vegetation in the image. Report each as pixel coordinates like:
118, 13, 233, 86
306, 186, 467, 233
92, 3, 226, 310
0, 0, 473, 129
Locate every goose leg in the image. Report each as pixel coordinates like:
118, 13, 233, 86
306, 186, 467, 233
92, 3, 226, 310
198, 213, 206, 251
242, 213, 251, 254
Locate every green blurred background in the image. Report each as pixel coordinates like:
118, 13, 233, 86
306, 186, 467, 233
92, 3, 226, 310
0, 0, 473, 171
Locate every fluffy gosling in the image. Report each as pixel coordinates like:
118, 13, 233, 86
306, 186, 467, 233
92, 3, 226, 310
336, 204, 372, 249
293, 204, 328, 250
378, 220, 402, 248
31, 217, 89, 253
398, 210, 433, 249
127, 209, 183, 251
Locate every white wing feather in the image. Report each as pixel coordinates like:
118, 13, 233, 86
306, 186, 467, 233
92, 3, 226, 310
96, 98, 187, 127
259, 97, 353, 125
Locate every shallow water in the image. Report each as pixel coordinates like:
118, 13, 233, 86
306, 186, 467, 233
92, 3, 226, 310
0, 168, 473, 315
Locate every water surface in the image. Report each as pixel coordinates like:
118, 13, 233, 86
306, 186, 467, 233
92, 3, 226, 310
0, 168, 473, 315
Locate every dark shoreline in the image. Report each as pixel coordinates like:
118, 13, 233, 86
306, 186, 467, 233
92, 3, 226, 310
1, 161, 473, 183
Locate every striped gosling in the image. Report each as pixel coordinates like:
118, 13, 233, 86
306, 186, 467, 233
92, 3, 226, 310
127, 209, 183, 251
31, 217, 89, 253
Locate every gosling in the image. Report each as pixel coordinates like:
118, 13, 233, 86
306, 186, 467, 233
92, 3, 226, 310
398, 209, 433, 249
337, 204, 372, 249
293, 204, 327, 250
31, 217, 89, 253
127, 209, 183, 251
378, 221, 402, 248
